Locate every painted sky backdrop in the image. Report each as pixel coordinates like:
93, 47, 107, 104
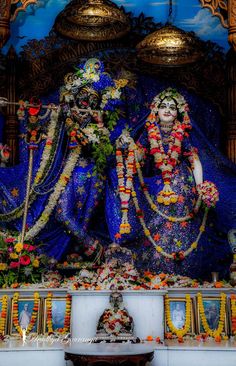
3, 0, 229, 54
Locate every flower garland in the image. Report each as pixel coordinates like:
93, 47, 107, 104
116, 137, 135, 234
25, 147, 81, 240
134, 148, 202, 222
165, 294, 191, 339
131, 183, 208, 260
197, 292, 226, 338
46, 292, 72, 334
146, 117, 189, 205
0, 108, 60, 222
0, 295, 8, 336
230, 294, 236, 335
12, 292, 40, 336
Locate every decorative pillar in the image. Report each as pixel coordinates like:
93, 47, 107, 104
0, 0, 11, 48
228, 0, 236, 50
4, 45, 18, 165
227, 49, 236, 163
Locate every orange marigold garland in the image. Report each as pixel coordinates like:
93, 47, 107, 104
12, 292, 40, 336
230, 294, 236, 335
165, 294, 191, 341
0, 295, 8, 337
197, 292, 226, 340
46, 292, 72, 334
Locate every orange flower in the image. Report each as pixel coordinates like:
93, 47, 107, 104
146, 335, 153, 341
165, 332, 173, 339
178, 336, 184, 343
214, 335, 221, 342
214, 282, 223, 288
159, 273, 166, 280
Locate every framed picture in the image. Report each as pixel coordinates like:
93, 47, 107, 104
165, 297, 195, 334
10, 298, 41, 336
197, 297, 228, 334
43, 297, 69, 333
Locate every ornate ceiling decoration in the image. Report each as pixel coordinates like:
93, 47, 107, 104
136, 24, 203, 66
10, 0, 38, 21
200, 0, 236, 51
0, 0, 38, 48
200, 0, 228, 28
54, 0, 130, 41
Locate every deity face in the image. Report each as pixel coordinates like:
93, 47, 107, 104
158, 97, 178, 124
76, 87, 100, 110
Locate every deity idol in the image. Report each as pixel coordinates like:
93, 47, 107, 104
106, 88, 219, 274
0, 58, 128, 259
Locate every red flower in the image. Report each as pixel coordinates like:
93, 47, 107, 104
9, 262, 20, 268
4, 237, 15, 243
20, 255, 31, 266
23, 244, 35, 252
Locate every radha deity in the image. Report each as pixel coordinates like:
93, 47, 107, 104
106, 88, 219, 275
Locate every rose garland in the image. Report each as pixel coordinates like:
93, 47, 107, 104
230, 294, 236, 335
116, 138, 135, 234
46, 292, 72, 334
165, 294, 191, 339
197, 292, 226, 339
146, 117, 189, 205
0, 295, 8, 336
134, 148, 202, 222
25, 147, 81, 240
12, 292, 40, 336
131, 183, 208, 260
0, 108, 60, 222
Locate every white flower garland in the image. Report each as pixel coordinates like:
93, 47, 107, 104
33, 108, 60, 185
25, 146, 81, 240
116, 135, 135, 234
0, 108, 60, 221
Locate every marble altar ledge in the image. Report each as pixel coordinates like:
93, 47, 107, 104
65, 343, 155, 356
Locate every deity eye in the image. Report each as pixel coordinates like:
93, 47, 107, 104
169, 105, 177, 111
159, 103, 167, 109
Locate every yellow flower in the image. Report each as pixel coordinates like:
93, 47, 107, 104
14, 242, 23, 253
0, 263, 7, 271
10, 252, 18, 259
191, 242, 198, 249
32, 259, 39, 268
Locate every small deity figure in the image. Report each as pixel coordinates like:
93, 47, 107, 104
96, 291, 134, 341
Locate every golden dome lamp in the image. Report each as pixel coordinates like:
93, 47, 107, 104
136, 24, 203, 66
136, 0, 203, 66
54, 0, 130, 41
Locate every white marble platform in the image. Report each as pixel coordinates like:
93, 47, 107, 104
0, 339, 235, 366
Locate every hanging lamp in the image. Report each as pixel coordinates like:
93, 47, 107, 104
54, 0, 130, 41
136, 0, 203, 66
